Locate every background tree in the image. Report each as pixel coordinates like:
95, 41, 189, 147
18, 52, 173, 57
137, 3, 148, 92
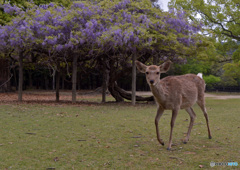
169, 0, 240, 87
0, 0, 71, 93
1, 0, 228, 102
169, 0, 240, 41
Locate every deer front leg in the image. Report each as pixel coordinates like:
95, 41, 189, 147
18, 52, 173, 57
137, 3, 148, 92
155, 107, 164, 146
167, 108, 179, 150
184, 107, 196, 144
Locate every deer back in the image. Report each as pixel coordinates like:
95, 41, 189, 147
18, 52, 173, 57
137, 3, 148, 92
151, 74, 205, 110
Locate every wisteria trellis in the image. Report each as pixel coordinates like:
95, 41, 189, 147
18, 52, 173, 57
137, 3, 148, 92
0, 0, 203, 102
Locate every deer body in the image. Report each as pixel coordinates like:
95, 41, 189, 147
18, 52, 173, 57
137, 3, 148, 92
136, 61, 212, 150
151, 74, 204, 110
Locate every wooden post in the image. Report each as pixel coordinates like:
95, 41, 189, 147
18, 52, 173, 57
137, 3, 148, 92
72, 55, 78, 103
52, 69, 56, 90
18, 52, 23, 102
102, 66, 107, 103
131, 54, 136, 105
56, 66, 60, 102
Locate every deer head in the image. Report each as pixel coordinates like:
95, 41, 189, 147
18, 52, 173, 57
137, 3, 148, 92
135, 60, 172, 86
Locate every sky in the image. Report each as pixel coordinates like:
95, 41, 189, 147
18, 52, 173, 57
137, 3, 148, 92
157, 0, 170, 11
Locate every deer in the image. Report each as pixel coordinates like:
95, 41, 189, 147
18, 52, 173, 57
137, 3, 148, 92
135, 60, 212, 150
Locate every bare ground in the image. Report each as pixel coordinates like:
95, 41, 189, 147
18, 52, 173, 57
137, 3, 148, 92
0, 90, 101, 105
136, 91, 240, 100
0, 90, 239, 105
204, 93, 240, 99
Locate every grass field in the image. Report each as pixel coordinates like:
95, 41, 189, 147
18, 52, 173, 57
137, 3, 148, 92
0, 93, 239, 169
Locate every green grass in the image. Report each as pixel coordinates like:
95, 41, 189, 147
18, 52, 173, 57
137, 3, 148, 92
0, 98, 239, 169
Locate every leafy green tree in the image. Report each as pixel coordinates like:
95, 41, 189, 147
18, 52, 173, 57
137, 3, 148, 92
203, 75, 221, 89
232, 43, 240, 62
170, 0, 240, 87
174, 59, 212, 75
169, 0, 240, 41
223, 62, 240, 83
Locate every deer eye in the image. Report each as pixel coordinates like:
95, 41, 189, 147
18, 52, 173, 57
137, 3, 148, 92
146, 72, 149, 75
156, 72, 159, 75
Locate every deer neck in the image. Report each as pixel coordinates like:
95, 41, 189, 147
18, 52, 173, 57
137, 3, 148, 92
150, 81, 167, 103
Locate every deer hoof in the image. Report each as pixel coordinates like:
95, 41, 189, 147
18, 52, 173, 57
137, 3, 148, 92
158, 139, 164, 146
183, 141, 187, 144
209, 136, 212, 139
167, 147, 171, 151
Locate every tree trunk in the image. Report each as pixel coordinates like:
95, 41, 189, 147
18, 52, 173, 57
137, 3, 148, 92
108, 81, 124, 102
7, 60, 11, 91
107, 59, 124, 102
18, 52, 23, 101
72, 55, 78, 103
52, 69, 56, 90
132, 54, 136, 105
114, 84, 154, 101
107, 56, 150, 102
102, 76, 106, 103
102, 62, 109, 103
56, 67, 60, 102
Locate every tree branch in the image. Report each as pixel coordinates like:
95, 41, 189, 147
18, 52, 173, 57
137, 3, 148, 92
200, 11, 240, 41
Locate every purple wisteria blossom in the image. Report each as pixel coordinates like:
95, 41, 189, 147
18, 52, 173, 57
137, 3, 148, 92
1, 3, 21, 15
0, 1, 203, 62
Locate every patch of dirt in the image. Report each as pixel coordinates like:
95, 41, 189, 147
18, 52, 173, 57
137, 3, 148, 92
137, 91, 240, 100
204, 93, 240, 100
0, 90, 102, 106
0, 90, 239, 105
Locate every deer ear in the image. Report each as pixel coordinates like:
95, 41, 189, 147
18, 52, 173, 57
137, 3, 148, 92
159, 60, 172, 73
135, 60, 147, 73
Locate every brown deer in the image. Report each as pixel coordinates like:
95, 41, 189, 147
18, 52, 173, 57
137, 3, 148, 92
135, 60, 212, 150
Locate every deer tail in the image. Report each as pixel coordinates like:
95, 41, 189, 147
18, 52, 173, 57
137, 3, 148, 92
197, 73, 203, 79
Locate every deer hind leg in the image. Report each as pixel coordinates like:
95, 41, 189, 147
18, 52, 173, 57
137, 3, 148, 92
155, 107, 164, 146
167, 108, 179, 150
183, 107, 196, 144
197, 99, 212, 139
